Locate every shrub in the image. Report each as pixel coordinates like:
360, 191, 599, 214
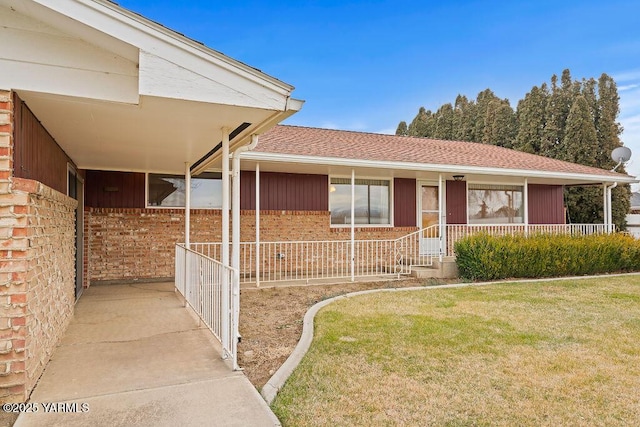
454, 232, 640, 281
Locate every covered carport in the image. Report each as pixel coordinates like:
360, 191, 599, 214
0, 0, 301, 403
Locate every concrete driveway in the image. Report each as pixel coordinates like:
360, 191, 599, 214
15, 282, 279, 427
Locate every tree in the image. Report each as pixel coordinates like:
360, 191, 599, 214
483, 100, 516, 147
407, 107, 436, 137
434, 103, 455, 140
395, 69, 631, 229
396, 121, 408, 136
453, 94, 476, 141
563, 95, 600, 223
563, 96, 597, 165
515, 84, 548, 153
596, 73, 630, 227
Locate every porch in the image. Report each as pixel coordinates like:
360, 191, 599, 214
181, 222, 610, 285
15, 282, 278, 427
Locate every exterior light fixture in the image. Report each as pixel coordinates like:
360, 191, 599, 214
453, 175, 465, 181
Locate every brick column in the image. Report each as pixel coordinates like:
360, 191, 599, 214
0, 91, 76, 403
0, 89, 26, 402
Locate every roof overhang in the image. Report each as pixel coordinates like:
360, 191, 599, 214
239, 152, 639, 186
1, 0, 302, 173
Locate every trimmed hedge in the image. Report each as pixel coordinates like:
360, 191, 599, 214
454, 232, 640, 281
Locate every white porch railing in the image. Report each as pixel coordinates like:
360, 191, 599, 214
394, 225, 438, 274
175, 244, 239, 369
444, 223, 608, 256
185, 223, 607, 285
191, 239, 407, 283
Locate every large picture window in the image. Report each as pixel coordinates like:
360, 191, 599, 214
468, 184, 523, 224
147, 172, 223, 208
330, 178, 390, 225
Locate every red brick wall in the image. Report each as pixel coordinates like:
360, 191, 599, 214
85, 208, 417, 283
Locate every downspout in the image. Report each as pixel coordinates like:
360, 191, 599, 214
230, 134, 259, 370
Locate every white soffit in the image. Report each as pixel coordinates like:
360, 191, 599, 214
17, 90, 276, 174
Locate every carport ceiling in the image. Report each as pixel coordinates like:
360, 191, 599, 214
18, 90, 276, 174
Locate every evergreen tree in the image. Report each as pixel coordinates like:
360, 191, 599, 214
563, 95, 600, 223
396, 69, 631, 229
474, 89, 501, 141
434, 103, 455, 140
396, 121, 408, 136
596, 73, 630, 227
563, 96, 597, 165
515, 84, 548, 153
453, 95, 476, 141
407, 107, 435, 137
482, 100, 515, 147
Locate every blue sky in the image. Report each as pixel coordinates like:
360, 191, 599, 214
119, 0, 640, 182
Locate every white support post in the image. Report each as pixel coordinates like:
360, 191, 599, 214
221, 127, 230, 358
231, 147, 241, 371
185, 162, 191, 248
438, 174, 444, 262
183, 162, 191, 307
350, 169, 355, 282
524, 178, 529, 236
255, 163, 261, 287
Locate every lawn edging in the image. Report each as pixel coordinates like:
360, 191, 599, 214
259, 272, 640, 405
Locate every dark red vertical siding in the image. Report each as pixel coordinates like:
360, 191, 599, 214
528, 184, 564, 224
13, 93, 75, 194
446, 180, 467, 224
241, 172, 328, 211
85, 170, 146, 208
393, 178, 416, 227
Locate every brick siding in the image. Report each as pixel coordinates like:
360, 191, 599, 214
0, 90, 76, 402
85, 208, 417, 283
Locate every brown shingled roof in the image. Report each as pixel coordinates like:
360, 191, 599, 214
257, 125, 631, 180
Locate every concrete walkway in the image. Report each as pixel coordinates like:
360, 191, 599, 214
16, 282, 280, 427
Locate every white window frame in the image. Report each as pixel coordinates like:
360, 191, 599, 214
329, 175, 394, 228
466, 179, 526, 225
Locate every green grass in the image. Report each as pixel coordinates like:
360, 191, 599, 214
271, 275, 640, 426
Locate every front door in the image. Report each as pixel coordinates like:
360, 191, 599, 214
419, 184, 440, 255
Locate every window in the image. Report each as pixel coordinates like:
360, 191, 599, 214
468, 184, 523, 224
147, 172, 223, 208
330, 178, 390, 225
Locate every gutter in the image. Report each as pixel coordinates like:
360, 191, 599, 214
239, 152, 638, 185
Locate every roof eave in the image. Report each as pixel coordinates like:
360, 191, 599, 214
241, 152, 639, 184
34, 0, 294, 95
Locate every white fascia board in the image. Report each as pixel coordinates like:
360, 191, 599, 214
138, 51, 285, 109
0, 4, 138, 102
32, 0, 294, 108
241, 152, 638, 184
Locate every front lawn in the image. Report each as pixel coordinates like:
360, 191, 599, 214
271, 276, 640, 426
